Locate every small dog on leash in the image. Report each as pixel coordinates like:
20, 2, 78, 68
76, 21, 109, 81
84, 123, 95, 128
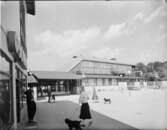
104, 98, 111, 104
65, 118, 83, 130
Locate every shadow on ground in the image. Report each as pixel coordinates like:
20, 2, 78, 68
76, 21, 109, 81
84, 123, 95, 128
21, 100, 138, 130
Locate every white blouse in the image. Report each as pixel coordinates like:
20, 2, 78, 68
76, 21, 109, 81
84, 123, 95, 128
79, 91, 89, 104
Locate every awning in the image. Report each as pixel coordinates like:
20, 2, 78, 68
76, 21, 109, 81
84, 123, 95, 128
28, 75, 38, 84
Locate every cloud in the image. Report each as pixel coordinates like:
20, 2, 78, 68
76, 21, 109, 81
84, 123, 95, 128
31, 10, 153, 59
91, 47, 123, 59
28, 27, 102, 70
28, 6, 167, 71
31, 27, 101, 57
103, 11, 146, 40
157, 34, 167, 42
139, 51, 166, 64
104, 23, 126, 40
133, 12, 144, 21
144, 6, 164, 23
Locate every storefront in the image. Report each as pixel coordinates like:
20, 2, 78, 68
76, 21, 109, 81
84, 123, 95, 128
0, 29, 28, 129
15, 66, 27, 123
0, 1, 35, 129
28, 71, 82, 98
0, 50, 13, 130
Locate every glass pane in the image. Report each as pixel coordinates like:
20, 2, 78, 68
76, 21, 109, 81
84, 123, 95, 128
0, 55, 11, 129
0, 54, 10, 75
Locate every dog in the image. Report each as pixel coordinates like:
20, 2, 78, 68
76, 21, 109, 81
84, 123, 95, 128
104, 98, 111, 104
65, 118, 83, 130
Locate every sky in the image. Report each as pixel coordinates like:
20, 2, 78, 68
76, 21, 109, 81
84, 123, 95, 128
27, 1, 167, 71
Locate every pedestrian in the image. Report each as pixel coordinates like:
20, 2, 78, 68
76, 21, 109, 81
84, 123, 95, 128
51, 94, 56, 103
79, 86, 92, 127
24, 86, 36, 123
47, 88, 51, 103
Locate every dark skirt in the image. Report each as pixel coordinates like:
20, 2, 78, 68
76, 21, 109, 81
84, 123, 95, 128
27, 101, 36, 121
79, 102, 91, 120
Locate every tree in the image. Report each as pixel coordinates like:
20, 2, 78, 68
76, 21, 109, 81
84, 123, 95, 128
147, 62, 154, 73
153, 61, 163, 72
136, 61, 167, 81
136, 62, 147, 73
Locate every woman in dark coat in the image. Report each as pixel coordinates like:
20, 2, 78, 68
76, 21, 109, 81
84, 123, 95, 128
24, 87, 36, 123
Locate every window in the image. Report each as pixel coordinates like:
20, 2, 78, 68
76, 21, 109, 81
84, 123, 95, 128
0, 50, 12, 129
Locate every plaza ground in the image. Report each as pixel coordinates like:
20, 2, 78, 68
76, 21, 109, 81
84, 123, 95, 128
21, 88, 167, 130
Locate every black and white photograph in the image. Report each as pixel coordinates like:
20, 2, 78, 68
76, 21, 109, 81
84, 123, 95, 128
0, 0, 167, 130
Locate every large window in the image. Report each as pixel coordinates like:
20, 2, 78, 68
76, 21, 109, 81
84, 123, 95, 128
15, 67, 27, 122
0, 50, 12, 129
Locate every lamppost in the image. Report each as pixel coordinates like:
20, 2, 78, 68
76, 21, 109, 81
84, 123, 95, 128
127, 70, 131, 96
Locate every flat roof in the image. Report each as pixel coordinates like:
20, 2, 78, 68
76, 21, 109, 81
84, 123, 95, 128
82, 57, 135, 66
31, 71, 82, 80
69, 57, 135, 72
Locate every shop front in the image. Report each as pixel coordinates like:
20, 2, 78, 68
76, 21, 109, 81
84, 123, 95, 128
1, 1, 35, 129
28, 71, 82, 98
0, 29, 28, 129
0, 50, 13, 130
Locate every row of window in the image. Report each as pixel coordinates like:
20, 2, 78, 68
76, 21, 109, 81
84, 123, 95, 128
72, 61, 133, 75
82, 61, 131, 72
83, 78, 144, 87
0, 50, 12, 129
83, 78, 118, 86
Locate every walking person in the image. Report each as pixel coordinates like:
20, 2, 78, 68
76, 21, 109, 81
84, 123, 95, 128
24, 86, 36, 123
47, 87, 51, 103
79, 86, 92, 127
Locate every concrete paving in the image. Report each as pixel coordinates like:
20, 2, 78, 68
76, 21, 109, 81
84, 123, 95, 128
19, 89, 167, 130
23, 100, 137, 130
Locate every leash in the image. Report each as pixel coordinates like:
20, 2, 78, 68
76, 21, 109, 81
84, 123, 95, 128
69, 107, 80, 119
62, 106, 80, 120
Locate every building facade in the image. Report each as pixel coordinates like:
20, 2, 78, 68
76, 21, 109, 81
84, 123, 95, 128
70, 59, 142, 87
0, 1, 35, 129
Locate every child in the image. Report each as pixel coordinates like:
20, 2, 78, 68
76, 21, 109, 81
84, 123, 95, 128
51, 94, 56, 103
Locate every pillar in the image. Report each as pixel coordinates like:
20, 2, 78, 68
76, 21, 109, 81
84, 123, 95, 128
12, 63, 17, 129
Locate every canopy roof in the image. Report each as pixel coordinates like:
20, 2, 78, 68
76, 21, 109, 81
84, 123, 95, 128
30, 71, 82, 80
27, 75, 38, 83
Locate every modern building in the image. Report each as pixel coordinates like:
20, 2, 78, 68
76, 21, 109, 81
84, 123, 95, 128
69, 58, 143, 87
27, 58, 144, 98
0, 1, 35, 129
